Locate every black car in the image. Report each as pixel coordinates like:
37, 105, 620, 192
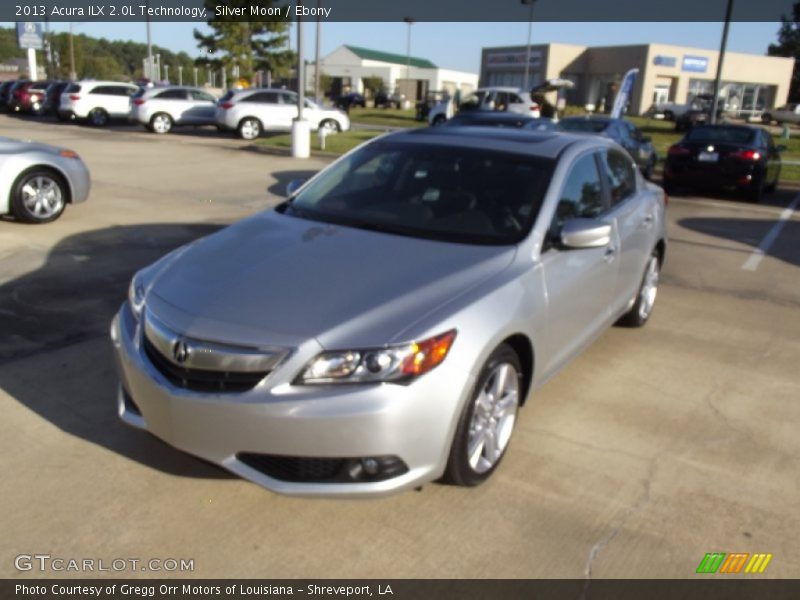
558, 116, 658, 179
663, 124, 782, 202
0, 81, 14, 110
443, 111, 557, 131
42, 81, 70, 117
335, 92, 366, 111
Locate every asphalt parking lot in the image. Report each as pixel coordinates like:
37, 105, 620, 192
1, 115, 798, 579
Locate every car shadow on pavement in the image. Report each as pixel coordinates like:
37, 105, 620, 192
678, 217, 800, 267
0, 222, 236, 479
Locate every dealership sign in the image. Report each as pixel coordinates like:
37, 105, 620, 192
682, 55, 709, 73
16, 22, 43, 50
486, 51, 543, 69
653, 55, 677, 67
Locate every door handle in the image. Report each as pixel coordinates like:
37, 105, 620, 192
641, 214, 654, 227
604, 245, 617, 261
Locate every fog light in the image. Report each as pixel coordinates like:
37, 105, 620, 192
362, 458, 380, 476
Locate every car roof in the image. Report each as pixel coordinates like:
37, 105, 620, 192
76, 80, 138, 87
690, 123, 760, 131
143, 85, 210, 95
381, 127, 596, 159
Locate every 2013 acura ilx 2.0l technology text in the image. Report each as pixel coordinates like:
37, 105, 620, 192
110, 128, 666, 497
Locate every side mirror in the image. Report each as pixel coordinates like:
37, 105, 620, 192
560, 218, 612, 249
285, 178, 307, 197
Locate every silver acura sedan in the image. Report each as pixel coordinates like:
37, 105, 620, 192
111, 128, 666, 497
0, 137, 90, 223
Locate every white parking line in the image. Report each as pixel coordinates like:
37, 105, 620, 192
741, 193, 800, 271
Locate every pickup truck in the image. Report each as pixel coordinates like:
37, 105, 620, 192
761, 104, 800, 125
650, 94, 716, 121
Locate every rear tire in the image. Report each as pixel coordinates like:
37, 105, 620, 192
617, 251, 661, 328
443, 344, 522, 487
765, 165, 780, 193
150, 112, 173, 134
238, 117, 261, 140
87, 108, 109, 127
431, 114, 446, 127
9, 168, 68, 224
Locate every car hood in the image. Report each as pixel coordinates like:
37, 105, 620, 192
147, 210, 516, 349
0, 137, 63, 156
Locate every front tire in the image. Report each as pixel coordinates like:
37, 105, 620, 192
618, 251, 661, 327
238, 117, 261, 140
150, 112, 173, 134
9, 169, 67, 224
443, 344, 521, 487
319, 118, 341, 133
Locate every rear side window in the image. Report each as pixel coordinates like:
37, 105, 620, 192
90, 86, 115, 95
686, 126, 755, 144
600, 150, 636, 205
550, 153, 604, 237
155, 89, 188, 100
191, 90, 216, 102
242, 91, 279, 104
65, 83, 81, 94
279, 92, 296, 104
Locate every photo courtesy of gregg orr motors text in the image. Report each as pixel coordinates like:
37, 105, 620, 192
14, 554, 195, 573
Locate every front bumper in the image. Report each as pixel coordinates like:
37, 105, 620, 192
110, 304, 474, 497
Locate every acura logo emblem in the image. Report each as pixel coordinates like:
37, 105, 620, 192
172, 340, 191, 364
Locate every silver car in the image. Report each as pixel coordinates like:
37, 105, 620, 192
130, 86, 219, 134
111, 128, 666, 497
0, 137, 90, 223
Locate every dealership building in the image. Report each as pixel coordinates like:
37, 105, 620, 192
306, 45, 478, 102
479, 43, 795, 116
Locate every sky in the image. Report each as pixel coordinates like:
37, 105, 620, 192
41, 21, 784, 74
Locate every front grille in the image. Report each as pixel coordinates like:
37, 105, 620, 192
238, 454, 347, 483
143, 337, 269, 393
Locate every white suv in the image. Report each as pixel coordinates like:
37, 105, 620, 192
131, 86, 219, 134
428, 87, 540, 126
215, 89, 350, 140
59, 80, 140, 126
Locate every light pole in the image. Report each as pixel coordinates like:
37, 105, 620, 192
68, 22, 76, 80
314, 0, 322, 102
403, 17, 415, 103
145, 0, 153, 79
521, 0, 536, 92
291, 16, 310, 158
710, 0, 734, 125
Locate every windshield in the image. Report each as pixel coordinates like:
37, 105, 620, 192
559, 119, 609, 133
281, 140, 553, 245
686, 126, 755, 144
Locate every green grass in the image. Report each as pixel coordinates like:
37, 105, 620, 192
346, 107, 425, 128
256, 129, 384, 155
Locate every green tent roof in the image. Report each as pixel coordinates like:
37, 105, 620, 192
344, 45, 437, 69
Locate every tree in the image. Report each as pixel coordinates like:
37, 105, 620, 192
769, 2, 800, 101
361, 75, 385, 97
194, 0, 295, 84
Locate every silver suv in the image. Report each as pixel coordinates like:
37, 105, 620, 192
214, 89, 350, 140
131, 86, 219, 134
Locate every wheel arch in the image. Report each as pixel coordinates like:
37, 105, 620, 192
10, 164, 72, 205
500, 333, 534, 406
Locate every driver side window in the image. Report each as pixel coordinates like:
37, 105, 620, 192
548, 153, 604, 243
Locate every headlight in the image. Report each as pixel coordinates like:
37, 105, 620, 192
298, 330, 456, 385
128, 272, 146, 320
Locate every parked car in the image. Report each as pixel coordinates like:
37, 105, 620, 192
374, 90, 405, 109
215, 89, 350, 140
558, 116, 658, 179
43, 81, 70, 118
0, 137, 90, 223
334, 92, 366, 111
9, 81, 56, 114
761, 103, 800, 125
0, 81, 14, 110
111, 127, 666, 497
58, 80, 140, 126
2, 80, 29, 111
428, 87, 540, 126
443, 111, 557, 131
130, 86, 218, 134
663, 124, 782, 202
